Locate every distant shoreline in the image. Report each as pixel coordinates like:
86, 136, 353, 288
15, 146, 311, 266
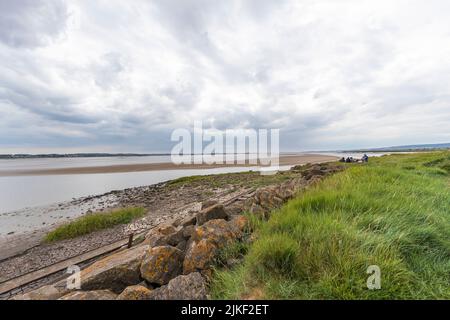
0, 154, 338, 176
0, 153, 165, 160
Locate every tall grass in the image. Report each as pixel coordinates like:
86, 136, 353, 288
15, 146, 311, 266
211, 152, 450, 299
44, 207, 146, 242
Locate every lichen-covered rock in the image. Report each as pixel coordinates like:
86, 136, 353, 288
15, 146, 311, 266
144, 225, 185, 247
140, 246, 183, 285
191, 219, 237, 243
148, 272, 207, 300
196, 204, 228, 225
183, 219, 239, 274
183, 239, 219, 274
157, 225, 177, 235
116, 285, 153, 300
80, 245, 148, 293
59, 290, 117, 300
229, 215, 248, 234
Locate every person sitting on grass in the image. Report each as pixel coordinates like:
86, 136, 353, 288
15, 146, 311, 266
362, 154, 369, 162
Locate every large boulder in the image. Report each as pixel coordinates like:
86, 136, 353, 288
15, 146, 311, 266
116, 285, 153, 300
148, 272, 207, 300
59, 290, 117, 300
80, 245, 148, 293
183, 219, 240, 274
191, 219, 238, 243
144, 225, 186, 247
229, 215, 248, 234
183, 239, 219, 274
196, 204, 228, 226
140, 246, 183, 285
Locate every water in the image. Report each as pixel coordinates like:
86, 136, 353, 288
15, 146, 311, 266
0, 152, 382, 214
0, 166, 264, 214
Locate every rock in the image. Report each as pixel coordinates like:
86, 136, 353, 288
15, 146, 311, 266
249, 203, 266, 217
59, 290, 117, 300
224, 203, 245, 216
148, 273, 207, 300
116, 285, 153, 300
179, 215, 196, 227
182, 225, 195, 238
191, 219, 237, 243
201, 200, 218, 210
183, 219, 244, 274
140, 246, 184, 285
196, 204, 228, 226
183, 239, 218, 274
144, 225, 185, 247
11, 283, 68, 300
143, 230, 167, 247
157, 224, 177, 235
164, 227, 185, 246
229, 215, 248, 234
80, 245, 148, 293
176, 239, 187, 252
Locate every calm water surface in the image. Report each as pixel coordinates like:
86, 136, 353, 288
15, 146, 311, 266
0, 153, 382, 213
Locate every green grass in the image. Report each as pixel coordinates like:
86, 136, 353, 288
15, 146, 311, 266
167, 170, 296, 189
211, 152, 450, 299
44, 207, 146, 242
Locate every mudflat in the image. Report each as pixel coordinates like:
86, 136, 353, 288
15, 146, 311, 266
0, 154, 338, 176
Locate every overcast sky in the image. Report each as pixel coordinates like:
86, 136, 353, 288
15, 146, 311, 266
1, 0, 450, 153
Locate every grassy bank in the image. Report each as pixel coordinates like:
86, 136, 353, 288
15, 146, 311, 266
44, 207, 146, 242
211, 152, 450, 299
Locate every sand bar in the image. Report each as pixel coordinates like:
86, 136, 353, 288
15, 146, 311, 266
0, 154, 338, 176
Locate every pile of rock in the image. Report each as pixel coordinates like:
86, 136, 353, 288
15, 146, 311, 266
14, 163, 342, 300
14, 204, 248, 300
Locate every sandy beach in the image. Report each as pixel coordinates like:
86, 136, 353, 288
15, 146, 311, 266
0, 154, 338, 176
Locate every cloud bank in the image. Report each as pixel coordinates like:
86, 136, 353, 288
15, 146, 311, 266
1, 0, 450, 153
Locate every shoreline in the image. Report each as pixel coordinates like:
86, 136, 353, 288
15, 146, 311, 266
0, 154, 337, 176
0, 156, 337, 263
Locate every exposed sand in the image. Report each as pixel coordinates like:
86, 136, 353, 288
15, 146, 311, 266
0, 154, 338, 176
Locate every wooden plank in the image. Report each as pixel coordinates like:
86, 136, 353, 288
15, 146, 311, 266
0, 238, 129, 295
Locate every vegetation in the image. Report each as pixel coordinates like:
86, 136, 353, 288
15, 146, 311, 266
44, 207, 146, 242
211, 152, 450, 299
168, 170, 296, 189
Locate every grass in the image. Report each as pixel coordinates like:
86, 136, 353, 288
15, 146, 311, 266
210, 152, 450, 299
167, 170, 296, 189
44, 207, 146, 242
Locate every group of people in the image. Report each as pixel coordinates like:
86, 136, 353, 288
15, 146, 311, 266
339, 154, 369, 163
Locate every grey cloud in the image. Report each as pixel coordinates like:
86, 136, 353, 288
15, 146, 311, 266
0, 0, 69, 48
1, 0, 450, 152
93, 52, 126, 89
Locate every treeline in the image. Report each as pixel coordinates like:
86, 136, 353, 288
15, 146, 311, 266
0, 153, 169, 159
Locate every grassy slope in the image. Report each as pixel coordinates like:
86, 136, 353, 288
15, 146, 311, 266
44, 207, 146, 242
211, 152, 450, 299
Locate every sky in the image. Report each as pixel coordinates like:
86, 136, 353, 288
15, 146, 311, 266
1, 0, 450, 154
